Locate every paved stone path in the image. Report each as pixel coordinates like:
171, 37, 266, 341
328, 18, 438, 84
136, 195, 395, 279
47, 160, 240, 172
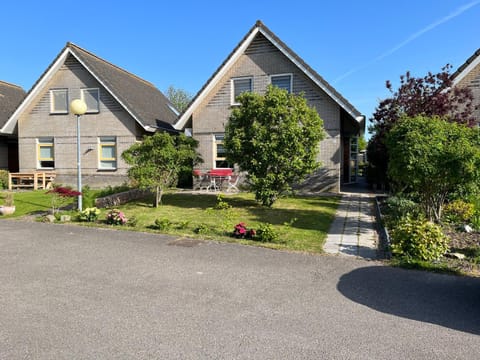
324, 192, 379, 259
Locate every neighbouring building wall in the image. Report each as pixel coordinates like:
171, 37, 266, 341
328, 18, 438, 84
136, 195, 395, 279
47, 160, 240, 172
456, 61, 480, 124
0, 137, 8, 169
18, 56, 146, 188
192, 33, 344, 192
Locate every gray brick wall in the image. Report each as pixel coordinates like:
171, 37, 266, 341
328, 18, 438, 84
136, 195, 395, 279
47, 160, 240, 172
457, 61, 480, 123
18, 55, 144, 188
191, 33, 343, 192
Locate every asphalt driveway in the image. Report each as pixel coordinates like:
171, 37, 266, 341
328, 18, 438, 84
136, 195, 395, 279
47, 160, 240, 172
0, 220, 479, 359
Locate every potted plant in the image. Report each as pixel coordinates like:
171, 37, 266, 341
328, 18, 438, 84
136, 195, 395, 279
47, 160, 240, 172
0, 192, 15, 215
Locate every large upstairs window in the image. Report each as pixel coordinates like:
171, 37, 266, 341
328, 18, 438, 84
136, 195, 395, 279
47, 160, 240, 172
50, 89, 68, 114
81, 88, 100, 113
231, 77, 253, 105
271, 74, 292, 93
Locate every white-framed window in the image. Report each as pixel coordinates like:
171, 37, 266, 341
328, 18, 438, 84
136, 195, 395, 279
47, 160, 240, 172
231, 77, 253, 105
214, 134, 230, 168
37, 137, 55, 169
98, 136, 117, 170
81, 88, 100, 113
50, 89, 68, 114
271, 74, 292, 93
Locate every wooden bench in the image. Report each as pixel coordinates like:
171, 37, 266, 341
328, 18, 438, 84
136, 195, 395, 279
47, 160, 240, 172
8, 172, 56, 190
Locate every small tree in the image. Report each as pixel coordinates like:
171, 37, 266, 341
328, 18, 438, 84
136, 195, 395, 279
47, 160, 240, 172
368, 65, 476, 187
386, 115, 480, 222
122, 132, 202, 207
224, 85, 325, 207
165, 85, 193, 113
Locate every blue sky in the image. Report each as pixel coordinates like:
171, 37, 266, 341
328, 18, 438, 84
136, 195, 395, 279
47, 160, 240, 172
1, 0, 479, 135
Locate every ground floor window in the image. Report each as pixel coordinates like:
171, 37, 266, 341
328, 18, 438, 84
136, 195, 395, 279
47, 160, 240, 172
342, 136, 358, 183
99, 136, 117, 170
214, 134, 230, 168
37, 137, 54, 169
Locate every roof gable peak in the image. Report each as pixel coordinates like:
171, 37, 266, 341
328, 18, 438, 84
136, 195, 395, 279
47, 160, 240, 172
174, 21, 363, 130
66, 42, 157, 90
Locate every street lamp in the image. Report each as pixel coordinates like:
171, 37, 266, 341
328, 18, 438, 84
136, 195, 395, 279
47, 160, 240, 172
71, 99, 87, 211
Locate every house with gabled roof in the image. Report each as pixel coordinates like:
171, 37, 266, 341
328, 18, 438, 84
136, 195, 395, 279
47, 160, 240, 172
174, 21, 365, 192
452, 48, 480, 123
1, 42, 178, 187
0, 81, 26, 171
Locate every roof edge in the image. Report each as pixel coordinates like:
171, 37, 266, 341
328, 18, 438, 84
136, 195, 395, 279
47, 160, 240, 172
174, 21, 363, 130
452, 47, 480, 86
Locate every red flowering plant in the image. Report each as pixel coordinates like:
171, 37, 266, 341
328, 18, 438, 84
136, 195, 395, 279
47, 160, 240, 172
233, 222, 256, 239
46, 186, 81, 214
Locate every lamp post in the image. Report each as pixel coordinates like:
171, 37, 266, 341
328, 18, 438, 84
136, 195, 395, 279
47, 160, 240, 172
70, 99, 87, 211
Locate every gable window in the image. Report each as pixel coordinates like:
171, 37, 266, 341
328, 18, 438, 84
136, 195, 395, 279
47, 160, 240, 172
37, 138, 55, 169
50, 89, 68, 114
231, 77, 253, 105
81, 88, 100, 113
214, 134, 230, 168
99, 136, 117, 170
271, 74, 292, 93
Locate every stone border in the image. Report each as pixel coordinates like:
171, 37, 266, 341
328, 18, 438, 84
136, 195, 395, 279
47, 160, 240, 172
374, 195, 392, 259
95, 189, 151, 208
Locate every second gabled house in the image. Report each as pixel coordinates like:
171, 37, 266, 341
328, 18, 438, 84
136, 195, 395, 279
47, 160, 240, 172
1, 42, 178, 187
174, 21, 365, 192
452, 47, 480, 124
0, 81, 26, 171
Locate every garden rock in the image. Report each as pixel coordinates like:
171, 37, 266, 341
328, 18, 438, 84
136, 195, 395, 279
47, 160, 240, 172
446, 252, 466, 260
60, 215, 71, 222
45, 215, 56, 223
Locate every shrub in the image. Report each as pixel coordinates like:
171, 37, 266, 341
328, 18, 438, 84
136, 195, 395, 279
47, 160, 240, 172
194, 223, 209, 235
390, 217, 449, 261
106, 209, 127, 225
79, 207, 100, 222
442, 200, 474, 224
81, 185, 96, 208
127, 216, 138, 227
0, 170, 8, 190
46, 186, 81, 213
214, 194, 231, 210
256, 223, 279, 243
154, 217, 172, 230
383, 196, 421, 227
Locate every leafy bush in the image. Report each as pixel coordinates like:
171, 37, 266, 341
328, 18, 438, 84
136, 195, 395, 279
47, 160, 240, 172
79, 207, 100, 222
81, 185, 96, 208
175, 220, 189, 229
383, 196, 421, 227
256, 223, 279, 243
46, 186, 81, 213
194, 223, 209, 235
442, 200, 474, 224
390, 217, 449, 261
214, 194, 231, 210
97, 184, 131, 198
154, 217, 172, 230
0, 170, 8, 190
106, 209, 127, 225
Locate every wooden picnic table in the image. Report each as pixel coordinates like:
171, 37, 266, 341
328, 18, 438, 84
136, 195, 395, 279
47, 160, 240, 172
8, 171, 56, 190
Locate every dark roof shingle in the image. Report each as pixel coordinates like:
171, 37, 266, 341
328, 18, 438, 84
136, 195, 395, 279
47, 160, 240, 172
68, 43, 178, 127
0, 81, 25, 128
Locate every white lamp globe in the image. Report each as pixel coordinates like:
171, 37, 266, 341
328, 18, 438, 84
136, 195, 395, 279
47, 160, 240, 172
71, 99, 87, 115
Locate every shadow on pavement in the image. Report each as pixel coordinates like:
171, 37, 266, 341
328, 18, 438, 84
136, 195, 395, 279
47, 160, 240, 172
337, 266, 480, 335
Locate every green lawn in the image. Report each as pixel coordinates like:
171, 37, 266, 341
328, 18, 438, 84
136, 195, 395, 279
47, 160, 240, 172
1, 190, 339, 253
0, 190, 74, 217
